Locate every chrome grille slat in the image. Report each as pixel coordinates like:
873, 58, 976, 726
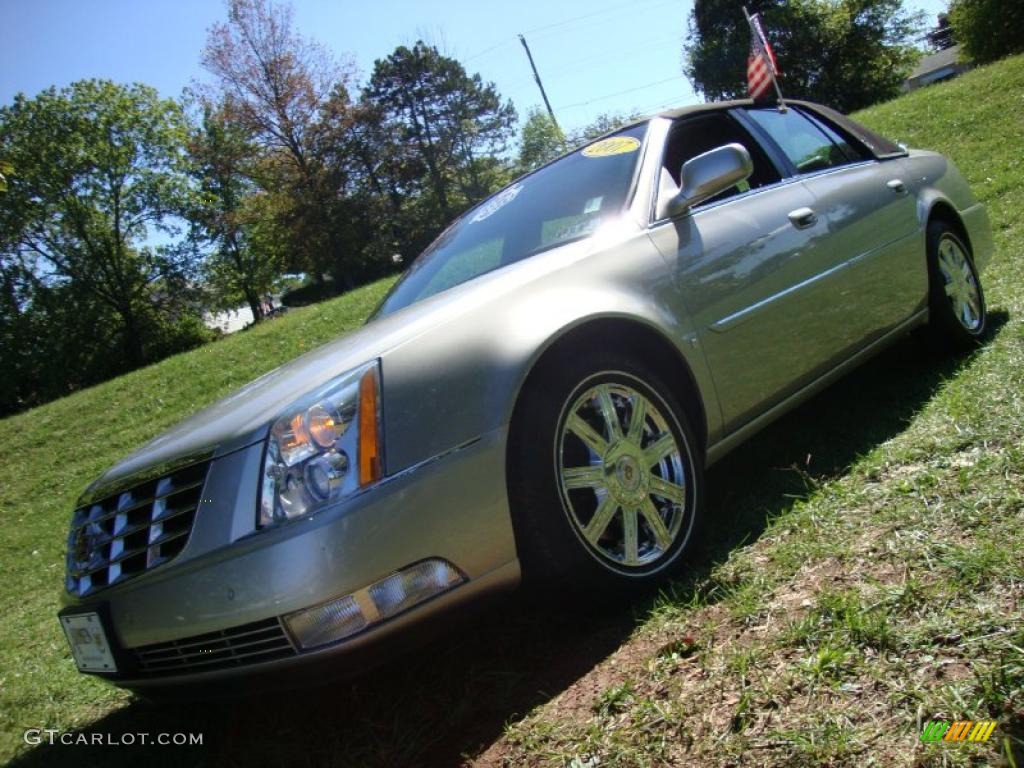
102, 504, 194, 542
68, 479, 206, 531
131, 618, 296, 676
152, 500, 199, 523
69, 527, 191, 578
65, 460, 210, 596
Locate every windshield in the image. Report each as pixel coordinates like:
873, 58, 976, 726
374, 122, 648, 317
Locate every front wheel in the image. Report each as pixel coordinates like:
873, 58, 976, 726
508, 352, 704, 597
925, 221, 986, 350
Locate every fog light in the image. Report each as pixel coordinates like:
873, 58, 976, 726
284, 594, 365, 650
282, 559, 464, 651
368, 559, 463, 620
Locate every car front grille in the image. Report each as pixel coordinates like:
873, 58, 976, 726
131, 617, 297, 676
65, 459, 210, 596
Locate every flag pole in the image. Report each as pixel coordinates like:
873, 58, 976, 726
743, 6, 787, 112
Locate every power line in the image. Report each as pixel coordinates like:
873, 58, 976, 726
463, 39, 517, 64
557, 75, 687, 111
633, 96, 693, 115
521, 0, 677, 39
543, 36, 682, 82
489, 36, 683, 95
527, 5, 681, 48
462, 0, 678, 62
456, 1, 692, 129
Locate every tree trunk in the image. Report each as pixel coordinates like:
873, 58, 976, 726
228, 238, 263, 323
404, 92, 451, 219
244, 286, 264, 323
118, 305, 145, 368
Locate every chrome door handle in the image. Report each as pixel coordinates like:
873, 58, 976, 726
787, 207, 818, 229
887, 178, 907, 194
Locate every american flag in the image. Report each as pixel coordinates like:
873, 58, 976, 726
746, 11, 779, 101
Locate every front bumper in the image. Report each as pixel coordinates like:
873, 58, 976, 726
59, 426, 519, 688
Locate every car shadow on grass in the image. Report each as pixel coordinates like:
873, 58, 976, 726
10, 314, 1008, 768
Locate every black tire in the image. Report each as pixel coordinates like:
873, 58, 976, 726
507, 349, 704, 599
925, 220, 986, 350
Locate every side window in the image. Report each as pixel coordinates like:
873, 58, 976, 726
801, 110, 870, 162
810, 104, 906, 158
658, 112, 781, 215
745, 107, 864, 174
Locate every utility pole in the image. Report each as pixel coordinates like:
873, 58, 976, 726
518, 34, 565, 144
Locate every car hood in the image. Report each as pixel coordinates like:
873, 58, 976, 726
81, 235, 607, 503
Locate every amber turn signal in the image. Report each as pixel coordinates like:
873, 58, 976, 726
358, 367, 381, 486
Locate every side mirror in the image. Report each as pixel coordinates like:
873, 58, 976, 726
661, 143, 754, 219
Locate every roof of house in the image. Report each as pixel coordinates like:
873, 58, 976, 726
910, 45, 962, 79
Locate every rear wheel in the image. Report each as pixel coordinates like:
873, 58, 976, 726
925, 220, 986, 349
508, 351, 704, 597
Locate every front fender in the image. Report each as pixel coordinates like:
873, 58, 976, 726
378, 234, 715, 475
904, 151, 994, 271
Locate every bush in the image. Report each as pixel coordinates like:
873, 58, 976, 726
949, 0, 1024, 63
0, 284, 214, 417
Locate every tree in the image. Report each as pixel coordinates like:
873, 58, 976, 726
949, 0, 1024, 64
683, 0, 923, 112
518, 108, 565, 172
201, 0, 344, 173
0, 271, 125, 415
570, 112, 638, 144
0, 79, 201, 367
200, 0, 357, 281
365, 42, 517, 224
186, 98, 283, 321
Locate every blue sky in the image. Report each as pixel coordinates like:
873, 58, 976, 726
2, 0, 949, 136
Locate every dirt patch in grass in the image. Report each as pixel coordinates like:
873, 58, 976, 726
479, 457, 1023, 767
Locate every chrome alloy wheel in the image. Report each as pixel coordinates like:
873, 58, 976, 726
556, 378, 691, 571
937, 234, 983, 332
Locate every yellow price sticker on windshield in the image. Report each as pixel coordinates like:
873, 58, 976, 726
582, 136, 641, 158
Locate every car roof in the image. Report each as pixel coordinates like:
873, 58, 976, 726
653, 98, 760, 121
623, 98, 827, 132
581, 96, 903, 173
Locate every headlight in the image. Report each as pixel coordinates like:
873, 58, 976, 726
259, 360, 382, 527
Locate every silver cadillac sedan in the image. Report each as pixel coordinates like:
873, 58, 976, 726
59, 99, 992, 692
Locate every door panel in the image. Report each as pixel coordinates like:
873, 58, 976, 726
742, 105, 925, 350
649, 182, 851, 432
798, 160, 925, 347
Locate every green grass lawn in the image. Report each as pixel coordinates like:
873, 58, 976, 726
2, 55, 1023, 767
